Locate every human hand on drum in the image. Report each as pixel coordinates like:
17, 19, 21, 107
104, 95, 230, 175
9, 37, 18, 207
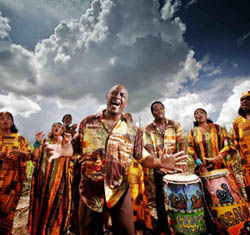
160, 149, 188, 173
196, 158, 217, 174
204, 155, 223, 166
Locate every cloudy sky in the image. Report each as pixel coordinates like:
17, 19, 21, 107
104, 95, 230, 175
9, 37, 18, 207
0, 0, 249, 140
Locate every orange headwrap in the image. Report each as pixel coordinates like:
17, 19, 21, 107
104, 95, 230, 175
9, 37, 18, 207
241, 91, 250, 98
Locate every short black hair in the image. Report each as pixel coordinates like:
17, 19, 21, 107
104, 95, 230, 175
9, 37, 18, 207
151, 101, 165, 114
62, 114, 72, 121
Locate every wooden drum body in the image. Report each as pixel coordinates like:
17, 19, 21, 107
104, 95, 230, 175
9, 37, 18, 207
200, 169, 250, 234
163, 173, 206, 234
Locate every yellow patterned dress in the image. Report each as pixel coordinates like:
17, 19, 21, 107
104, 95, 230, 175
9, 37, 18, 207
188, 123, 235, 171
28, 140, 72, 235
232, 115, 250, 202
0, 133, 30, 234
128, 159, 152, 230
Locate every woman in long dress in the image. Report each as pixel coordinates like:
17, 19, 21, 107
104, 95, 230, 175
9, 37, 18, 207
28, 122, 72, 235
0, 111, 31, 235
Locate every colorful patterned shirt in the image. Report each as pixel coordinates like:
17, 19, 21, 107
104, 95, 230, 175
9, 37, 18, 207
143, 118, 186, 218
188, 123, 232, 169
77, 111, 147, 212
0, 133, 30, 232
143, 118, 186, 157
232, 115, 250, 201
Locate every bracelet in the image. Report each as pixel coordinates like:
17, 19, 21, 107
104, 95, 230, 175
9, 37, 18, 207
33, 141, 41, 149
195, 159, 203, 166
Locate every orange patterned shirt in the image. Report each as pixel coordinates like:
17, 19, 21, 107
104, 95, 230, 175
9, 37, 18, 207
77, 111, 148, 212
232, 115, 250, 201
188, 123, 232, 169
143, 119, 186, 218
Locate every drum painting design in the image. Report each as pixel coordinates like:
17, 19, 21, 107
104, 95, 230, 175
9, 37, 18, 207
200, 169, 250, 234
163, 174, 206, 234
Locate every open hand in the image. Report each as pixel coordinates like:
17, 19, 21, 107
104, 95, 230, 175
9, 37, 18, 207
0, 151, 6, 159
7, 149, 30, 160
35, 131, 45, 142
72, 123, 77, 130
160, 150, 188, 173
204, 155, 223, 165
45, 133, 73, 162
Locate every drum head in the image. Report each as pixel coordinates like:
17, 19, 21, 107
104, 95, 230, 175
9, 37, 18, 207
163, 173, 200, 184
199, 168, 229, 178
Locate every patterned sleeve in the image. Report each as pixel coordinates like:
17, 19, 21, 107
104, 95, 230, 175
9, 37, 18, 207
216, 125, 237, 171
134, 129, 151, 163
175, 122, 186, 152
188, 129, 198, 161
220, 126, 230, 147
19, 136, 30, 152
143, 128, 155, 156
218, 125, 236, 156
72, 119, 85, 155
232, 119, 240, 150
19, 135, 31, 160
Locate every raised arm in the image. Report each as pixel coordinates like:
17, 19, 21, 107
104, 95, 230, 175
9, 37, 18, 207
45, 133, 74, 161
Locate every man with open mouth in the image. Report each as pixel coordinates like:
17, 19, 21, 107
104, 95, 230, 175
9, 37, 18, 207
46, 84, 187, 235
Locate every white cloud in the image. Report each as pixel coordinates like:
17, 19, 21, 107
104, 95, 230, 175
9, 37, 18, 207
238, 31, 250, 46
0, 93, 41, 117
162, 93, 215, 132
165, 50, 202, 95
0, 12, 11, 39
161, 0, 181, 20
201, 55, 224, 77
233, 63, 239, 68
206, 67, 222, 77
0, 43, 38, 95
0, 0, 90, 23
217, 79, 250, 129
186, 0, 197, 8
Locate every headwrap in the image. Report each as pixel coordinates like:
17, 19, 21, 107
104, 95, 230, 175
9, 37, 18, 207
194, 108, 207, 115
241, 91, 250, 98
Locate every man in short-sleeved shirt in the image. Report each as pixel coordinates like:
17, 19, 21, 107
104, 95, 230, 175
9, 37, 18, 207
232, 91, 250, 203
46, 85, 187, 235
143, 101, 186, 234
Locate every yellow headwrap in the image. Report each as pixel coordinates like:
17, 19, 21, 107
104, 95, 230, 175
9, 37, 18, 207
241, 91, 250, 98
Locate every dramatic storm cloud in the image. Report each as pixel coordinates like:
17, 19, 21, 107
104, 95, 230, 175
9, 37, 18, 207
0, 0, 201, 114
1, 0, 249, 139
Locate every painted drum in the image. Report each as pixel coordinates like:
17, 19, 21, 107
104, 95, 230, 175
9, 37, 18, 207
163, 173, 206, 234
200, 169, 250, 235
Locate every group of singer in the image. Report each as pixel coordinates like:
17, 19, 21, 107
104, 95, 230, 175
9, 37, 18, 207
0, 85, 249, 235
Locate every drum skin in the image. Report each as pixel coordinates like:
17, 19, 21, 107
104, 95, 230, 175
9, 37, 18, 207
163, 174, 206, 234
200, 169, 250, 234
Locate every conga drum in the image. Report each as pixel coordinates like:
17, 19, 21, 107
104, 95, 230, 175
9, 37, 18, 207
200, 169, 250, 234
163, 173, 206, 234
